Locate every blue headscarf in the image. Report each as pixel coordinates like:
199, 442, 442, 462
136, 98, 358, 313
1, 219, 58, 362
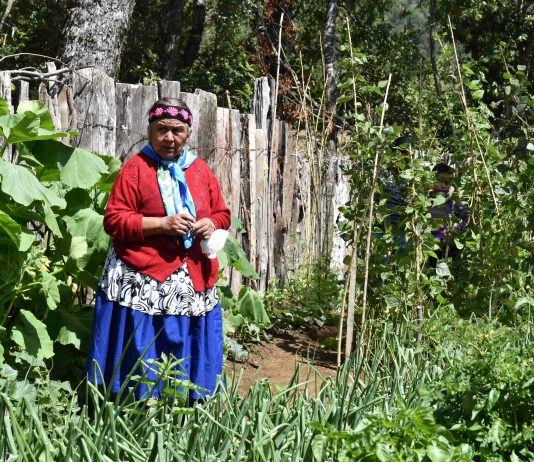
141, 144, 197, 249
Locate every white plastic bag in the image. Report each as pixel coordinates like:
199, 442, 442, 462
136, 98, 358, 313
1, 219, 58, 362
200, 229, 229, 259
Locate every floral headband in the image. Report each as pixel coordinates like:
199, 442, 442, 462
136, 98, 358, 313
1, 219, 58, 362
148, 105, 193, 126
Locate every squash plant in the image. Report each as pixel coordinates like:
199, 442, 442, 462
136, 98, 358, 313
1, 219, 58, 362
0, 97, 120, 369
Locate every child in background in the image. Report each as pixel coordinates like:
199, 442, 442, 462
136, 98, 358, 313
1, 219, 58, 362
428, 163, 469, 267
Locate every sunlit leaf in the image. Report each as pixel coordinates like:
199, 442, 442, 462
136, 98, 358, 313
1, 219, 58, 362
60, 148, 108, 189
0, 210, 21, 247
237, 287, 270, 324
40, 270, 60, 310
0, 159, 66, 208
64, 209, 109, 253
436, 262, 451, 277
217, 233, 258, 279
28, 140, 108, 189
0, 98, 9, 116
10, 309, 54, 360
17, 100, 55, 131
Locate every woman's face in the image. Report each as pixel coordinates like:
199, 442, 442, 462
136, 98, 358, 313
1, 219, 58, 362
149, 119, 190, 160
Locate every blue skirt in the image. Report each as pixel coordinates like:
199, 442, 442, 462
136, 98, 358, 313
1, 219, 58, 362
87, 289, 223, 400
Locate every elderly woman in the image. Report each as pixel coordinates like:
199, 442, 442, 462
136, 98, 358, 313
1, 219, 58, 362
87, 98, 230, 400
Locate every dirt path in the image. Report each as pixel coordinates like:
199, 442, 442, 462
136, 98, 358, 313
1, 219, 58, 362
226, 326, 339, 395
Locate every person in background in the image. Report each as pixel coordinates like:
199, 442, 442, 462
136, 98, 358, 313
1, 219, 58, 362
428, 163, 469, 267
376, 136, 412, 262
87, 97, 231, 401
383, 136, 412, 230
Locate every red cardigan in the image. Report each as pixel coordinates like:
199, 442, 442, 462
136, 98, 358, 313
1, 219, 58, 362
103, 152, 231, 291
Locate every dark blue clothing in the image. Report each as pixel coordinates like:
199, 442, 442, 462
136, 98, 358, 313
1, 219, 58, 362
87, 289, 224, 400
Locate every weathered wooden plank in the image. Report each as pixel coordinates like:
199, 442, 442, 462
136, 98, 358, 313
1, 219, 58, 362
0, 72, 12, 108
157, 80, 181, 100
43, 62, 63, 131
253, 76, 271, 130
245, 115, 257, 273
254, 127, 269, 290
281, 123, 296, 232
0, 72, 13, 160
320, 156, 338, 262
214, 107, 241, 219
115, 82, 157, 160
239, 114, 251, 234
19, 80, 29, 103
215, 107, 231, 209
229, 109, 242, 218
271, 119, 284, 282
71, 67, 117, 156
228, 108, 243, 293
179, 91, 200, 156
194, 89, 218, 166
57, 86, 71, 132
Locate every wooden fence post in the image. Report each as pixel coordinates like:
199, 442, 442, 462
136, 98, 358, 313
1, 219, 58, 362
72, 67, 117, 156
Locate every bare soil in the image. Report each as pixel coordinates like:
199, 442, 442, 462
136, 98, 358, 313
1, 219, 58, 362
225, 325, 339, 395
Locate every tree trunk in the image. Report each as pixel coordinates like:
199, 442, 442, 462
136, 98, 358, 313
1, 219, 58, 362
0, 0, 16, 31
60, 0, 136, 78
161, 0, 186, 79
180, 0, 207, 69
324, 0, 339, 157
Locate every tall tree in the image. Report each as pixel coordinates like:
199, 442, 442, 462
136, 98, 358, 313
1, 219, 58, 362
324, 0, 339, 157
180, 0, 207, 69
60, 0, 136, 77
161, 0, 186, 80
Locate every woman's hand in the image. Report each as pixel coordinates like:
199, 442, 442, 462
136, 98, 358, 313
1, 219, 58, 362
142, 213, 194, 237
191, 218, 216, 240
161, 213, 195, 236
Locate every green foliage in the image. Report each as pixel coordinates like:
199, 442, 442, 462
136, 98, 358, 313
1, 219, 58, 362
428, 316, 534, 458
178, 0, 258, 109
0, 0, 68, 71
0, 98, 118, 376
216, 219, 268, 360
265, 260, 343, 329
311, 406, 474, 461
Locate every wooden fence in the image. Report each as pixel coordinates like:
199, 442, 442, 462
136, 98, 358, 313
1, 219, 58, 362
0, 66, 350, 291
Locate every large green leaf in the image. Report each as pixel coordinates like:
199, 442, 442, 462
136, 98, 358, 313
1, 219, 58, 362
43, 203, 63, 237
0, 210, 21, 247
217, 234, 258, 279
64, 208, 109, 284
69, 235, 88, 261
64, 209, 109, 253
40, 270, 60, 310
28, 140, 108, 189
0, 98, 9, 116
60, 148, 109, 189
19, 227, 35, 252
95, 153, 122, 192
0, 160, 66, 208
237, 287, 270, 324
10, 309, 54, 360
0, 111, 69, 144
48, 305, 94, 351
17, 100, 56, 131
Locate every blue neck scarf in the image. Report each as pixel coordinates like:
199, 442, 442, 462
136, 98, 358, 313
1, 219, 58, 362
141, 144, 197, 248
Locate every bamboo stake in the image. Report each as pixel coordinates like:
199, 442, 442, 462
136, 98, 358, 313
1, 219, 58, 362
448, 16, 499, 213
338, 18, 361, 365
359, 74, 392, 354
